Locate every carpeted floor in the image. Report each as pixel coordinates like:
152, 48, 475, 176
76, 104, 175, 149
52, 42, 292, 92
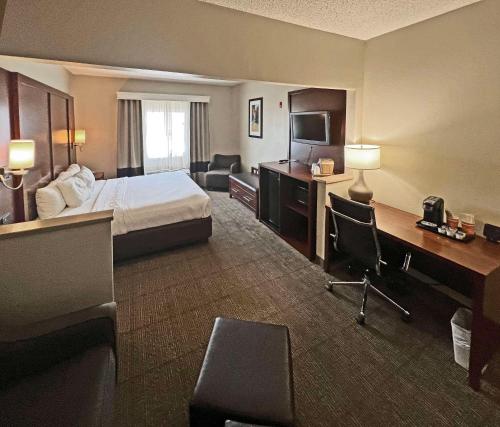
113, 191, 500, 426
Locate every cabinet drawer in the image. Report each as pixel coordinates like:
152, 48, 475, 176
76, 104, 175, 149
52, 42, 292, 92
230, 180, 254, 198
230, 178, 258, 212
237, 192, 257, 209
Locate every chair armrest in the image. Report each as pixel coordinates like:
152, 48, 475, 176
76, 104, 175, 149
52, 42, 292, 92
230, 162, 241, 174
208, 162, 217, 171
0, 303, 117, 387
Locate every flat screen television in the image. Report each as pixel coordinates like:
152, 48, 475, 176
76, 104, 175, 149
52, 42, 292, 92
290, 111, 332, 145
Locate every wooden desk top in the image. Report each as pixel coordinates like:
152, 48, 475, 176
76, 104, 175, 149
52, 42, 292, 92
327, 200, 500, 277
260, 161, 314, 183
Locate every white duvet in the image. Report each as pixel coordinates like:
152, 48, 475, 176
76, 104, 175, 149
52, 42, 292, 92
58, 171, 211, 236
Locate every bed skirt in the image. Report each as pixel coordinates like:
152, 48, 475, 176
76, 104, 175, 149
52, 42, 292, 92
113, 216, 212, 262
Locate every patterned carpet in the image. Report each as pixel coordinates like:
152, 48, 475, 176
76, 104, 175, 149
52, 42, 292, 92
113, 191, 500, 426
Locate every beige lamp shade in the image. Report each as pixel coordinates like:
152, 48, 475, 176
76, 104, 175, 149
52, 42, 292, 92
8, 140, 35, 170
74, 129, 86, 146
345, 144, 380, 170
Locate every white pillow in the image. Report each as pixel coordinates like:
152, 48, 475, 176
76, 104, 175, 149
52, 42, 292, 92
57, 175, 91, 207
36, 182, 67, 219
76, 166, 95, 189
56, 164, 80, 182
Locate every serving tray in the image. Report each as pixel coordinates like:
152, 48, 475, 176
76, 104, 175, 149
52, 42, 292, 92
416, 220, 475, 243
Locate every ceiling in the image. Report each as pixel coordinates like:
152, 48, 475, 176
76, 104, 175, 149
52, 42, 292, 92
199, 0, 482, 40
64, 64, 241, 86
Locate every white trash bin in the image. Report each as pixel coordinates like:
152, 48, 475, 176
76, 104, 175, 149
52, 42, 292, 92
451, 307, 472, 370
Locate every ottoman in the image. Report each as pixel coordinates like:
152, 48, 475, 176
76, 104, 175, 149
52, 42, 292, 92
190, 317, 295, 427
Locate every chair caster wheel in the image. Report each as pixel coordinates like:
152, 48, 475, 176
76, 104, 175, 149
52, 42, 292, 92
325, 283, 333, 292
356, 314, 365, 325
401, 312, 412, 323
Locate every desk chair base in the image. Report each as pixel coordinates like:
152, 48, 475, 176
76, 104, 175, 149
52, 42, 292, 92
325, 272, 411, 325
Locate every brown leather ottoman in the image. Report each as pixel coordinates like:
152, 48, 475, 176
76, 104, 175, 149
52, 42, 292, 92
190, 317, 295, 427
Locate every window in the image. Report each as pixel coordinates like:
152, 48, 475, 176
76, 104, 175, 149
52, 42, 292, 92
142, 100, 190, 174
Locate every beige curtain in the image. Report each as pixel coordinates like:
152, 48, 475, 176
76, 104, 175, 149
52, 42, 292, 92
117, 99, 144, 177
190, 102, 210, 184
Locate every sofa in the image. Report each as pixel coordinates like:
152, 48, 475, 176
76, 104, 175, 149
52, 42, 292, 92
205, 154, 241, 190
0, 303, 117, 427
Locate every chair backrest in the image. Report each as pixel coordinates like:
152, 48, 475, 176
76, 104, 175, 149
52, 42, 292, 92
329, 193, 382, 273
213, 154, 241, 169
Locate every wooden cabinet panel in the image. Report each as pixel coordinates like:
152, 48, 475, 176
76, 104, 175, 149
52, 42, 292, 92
17, 77, 51, 185
0, 68, 14, 223
50, 94, 70, 176
0, 72, 75, 222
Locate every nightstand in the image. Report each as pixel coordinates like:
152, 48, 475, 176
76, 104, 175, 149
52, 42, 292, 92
93, 171, 105, 181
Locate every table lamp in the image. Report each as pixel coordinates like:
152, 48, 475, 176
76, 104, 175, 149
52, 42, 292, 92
0, 139, 36, 190
345, 144, 380, 204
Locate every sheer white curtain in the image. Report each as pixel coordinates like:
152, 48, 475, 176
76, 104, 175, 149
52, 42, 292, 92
141, 100, 191, 174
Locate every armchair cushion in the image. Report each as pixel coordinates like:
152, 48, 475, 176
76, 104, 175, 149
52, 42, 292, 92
205, 155, 241, 190
230, 162, 241, 174
0, 303, 117, 427
0, 303, 117, 386
0, 345, 115, 427
211, 154, 241, 170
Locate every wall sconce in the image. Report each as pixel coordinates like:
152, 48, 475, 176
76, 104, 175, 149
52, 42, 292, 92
73, 129, 86, 151
0, 139, 35, 190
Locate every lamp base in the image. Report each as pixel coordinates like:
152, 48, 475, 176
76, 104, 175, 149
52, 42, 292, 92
348, 170, 373, 204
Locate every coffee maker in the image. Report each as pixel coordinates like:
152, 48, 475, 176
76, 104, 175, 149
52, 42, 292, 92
422, 196, 444, 227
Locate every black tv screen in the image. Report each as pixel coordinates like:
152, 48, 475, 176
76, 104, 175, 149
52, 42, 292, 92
291, 111, 331, 145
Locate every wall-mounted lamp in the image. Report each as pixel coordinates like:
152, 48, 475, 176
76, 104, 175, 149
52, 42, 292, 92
0, 139, 35, 190
73, 129, 86, 151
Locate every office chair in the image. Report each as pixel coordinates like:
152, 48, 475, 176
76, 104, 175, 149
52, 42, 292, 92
325, 193, 411, 325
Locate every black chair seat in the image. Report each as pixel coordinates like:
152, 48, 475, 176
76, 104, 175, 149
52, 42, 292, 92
190, 317, 295, 427
0, 345, 116, 427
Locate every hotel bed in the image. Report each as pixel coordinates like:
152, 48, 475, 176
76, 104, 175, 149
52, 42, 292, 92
30, 169, 212, 261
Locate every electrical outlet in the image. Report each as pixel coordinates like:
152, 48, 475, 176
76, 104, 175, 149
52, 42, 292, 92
0, 212, 12, 225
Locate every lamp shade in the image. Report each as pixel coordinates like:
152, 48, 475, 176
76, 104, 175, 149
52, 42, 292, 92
345, 144, 380, 170
74, 129, 86, 146
8, 140, 35, 170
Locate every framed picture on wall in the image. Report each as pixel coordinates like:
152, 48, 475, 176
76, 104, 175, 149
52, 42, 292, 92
248, 97, 263, 138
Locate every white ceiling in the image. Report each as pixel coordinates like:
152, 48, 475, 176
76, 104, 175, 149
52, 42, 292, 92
64, 64, 241, 86
199, 0, 482, 40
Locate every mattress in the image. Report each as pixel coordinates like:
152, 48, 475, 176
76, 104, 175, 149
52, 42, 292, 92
57, 171, 211, 236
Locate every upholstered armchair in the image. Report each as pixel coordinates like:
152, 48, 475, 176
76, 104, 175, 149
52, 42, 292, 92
205, 154, 241, 190
0, 303, 117, 427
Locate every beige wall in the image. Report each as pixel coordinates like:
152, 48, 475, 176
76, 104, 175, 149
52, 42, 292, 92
361, 0, 500, 232
71, 75, 124, 178
0, 55, 72, 93
72, 76, 236, 178
0, 0, 364, 90
233, 82, 302, 171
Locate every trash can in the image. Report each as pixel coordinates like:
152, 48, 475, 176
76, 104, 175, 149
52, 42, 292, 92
451, 307, 472, 369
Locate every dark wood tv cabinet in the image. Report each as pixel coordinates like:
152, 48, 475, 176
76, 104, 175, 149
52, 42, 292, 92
259, 162, 317, 260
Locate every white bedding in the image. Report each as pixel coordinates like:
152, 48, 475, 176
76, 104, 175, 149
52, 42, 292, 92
57, 171, 211, 236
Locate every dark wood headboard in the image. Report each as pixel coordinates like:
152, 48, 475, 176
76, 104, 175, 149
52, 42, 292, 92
288, 88, 346, 173
0, 69, 75, 222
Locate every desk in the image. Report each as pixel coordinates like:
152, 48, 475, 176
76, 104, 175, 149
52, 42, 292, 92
324, 201, 500, 390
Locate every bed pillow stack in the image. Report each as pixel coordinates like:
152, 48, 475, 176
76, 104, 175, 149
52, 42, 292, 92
36, 164, 96, 219
36, 164, 81, 219
57, 165, 95, 208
